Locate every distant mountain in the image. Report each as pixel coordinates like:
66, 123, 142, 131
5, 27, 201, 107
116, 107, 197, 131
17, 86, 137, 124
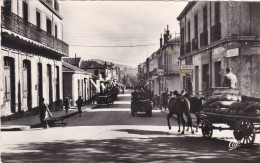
88, 59, 137, 70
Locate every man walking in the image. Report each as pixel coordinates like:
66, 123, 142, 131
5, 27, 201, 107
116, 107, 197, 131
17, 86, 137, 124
64, 94, 70, 114
223, 68, 237, 88
76, 96, 83, 117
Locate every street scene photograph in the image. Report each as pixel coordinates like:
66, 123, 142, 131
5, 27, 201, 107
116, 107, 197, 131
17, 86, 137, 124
1, 0, 260, 162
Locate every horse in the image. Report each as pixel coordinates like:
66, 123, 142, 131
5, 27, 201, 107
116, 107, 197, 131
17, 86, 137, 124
167, 91, 194, 134
183, 93, 205, 132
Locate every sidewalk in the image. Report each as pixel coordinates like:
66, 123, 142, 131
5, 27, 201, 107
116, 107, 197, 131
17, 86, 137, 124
1, 104, 95, 131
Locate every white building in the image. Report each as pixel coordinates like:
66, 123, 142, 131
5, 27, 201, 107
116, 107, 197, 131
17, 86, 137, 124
1, 0, 69, 117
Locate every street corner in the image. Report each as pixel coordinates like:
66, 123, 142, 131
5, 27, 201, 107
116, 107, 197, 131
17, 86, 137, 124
1, 125, 30, 131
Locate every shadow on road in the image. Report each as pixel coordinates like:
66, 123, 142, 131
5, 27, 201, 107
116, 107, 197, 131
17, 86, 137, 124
2, 129, 260, 162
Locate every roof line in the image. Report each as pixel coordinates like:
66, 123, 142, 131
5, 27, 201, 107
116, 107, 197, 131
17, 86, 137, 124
177, 2, 196, 21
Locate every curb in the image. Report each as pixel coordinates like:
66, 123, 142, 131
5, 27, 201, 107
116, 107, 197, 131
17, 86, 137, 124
1, 125, 30, 131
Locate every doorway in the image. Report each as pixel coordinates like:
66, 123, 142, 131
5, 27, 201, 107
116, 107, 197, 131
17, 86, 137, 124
4, 57, 15, 113
202, 64, 209, 92
23, 60, 32, 110
37, 63, 43, 106
195, 66, 199, 95
47, 64, 53, 109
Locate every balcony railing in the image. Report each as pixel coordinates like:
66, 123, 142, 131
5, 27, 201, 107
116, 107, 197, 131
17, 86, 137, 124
1, 8, 69, 55
200, 30, 208, 47
180, 45, 185, 56
192, 37, 198, 51
210, 22, 221, 43
186, 41, 191, 54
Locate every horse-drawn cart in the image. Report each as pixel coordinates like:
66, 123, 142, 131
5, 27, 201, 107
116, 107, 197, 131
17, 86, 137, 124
200, 112, 260, 147
200, 87, 260, 147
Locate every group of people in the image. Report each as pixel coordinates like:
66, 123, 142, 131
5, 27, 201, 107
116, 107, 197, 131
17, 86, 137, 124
39, 95, 83, 129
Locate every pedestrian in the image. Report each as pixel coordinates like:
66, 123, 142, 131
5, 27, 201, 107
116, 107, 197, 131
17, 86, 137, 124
39, 98, 52, 129
122, 86, 125, 94
223, 67, 237, 88
64, 94, 70, 114
76, 96, 83, 117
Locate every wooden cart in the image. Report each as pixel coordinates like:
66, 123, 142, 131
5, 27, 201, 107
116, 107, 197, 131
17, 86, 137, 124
200, 111, 260, 147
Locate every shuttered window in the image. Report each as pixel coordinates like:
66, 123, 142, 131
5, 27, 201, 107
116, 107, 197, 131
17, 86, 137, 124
4, 59, 11, 101
23, 62, 28, 98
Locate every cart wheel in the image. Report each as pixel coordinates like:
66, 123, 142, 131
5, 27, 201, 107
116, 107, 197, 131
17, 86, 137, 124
201, 119, 213, 139
234, 119, 255, 147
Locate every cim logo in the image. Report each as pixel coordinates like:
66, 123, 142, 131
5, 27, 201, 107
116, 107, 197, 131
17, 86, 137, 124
228, 141, 241, 151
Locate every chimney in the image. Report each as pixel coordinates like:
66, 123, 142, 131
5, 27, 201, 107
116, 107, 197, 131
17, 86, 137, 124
160, 34, 162, 48
166, 24, 170, 36
164, 29, 167, 45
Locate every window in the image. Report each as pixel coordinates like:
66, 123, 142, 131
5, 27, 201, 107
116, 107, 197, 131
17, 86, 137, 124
46, 18, 52, 34
23, 1, 28, 22
36, 10, 41, 29
194, 14, 198, 38
215, 2, 220, 24
4, 0, 11, 13
214, 61, 221, 87
203, 6, 207, 32
55, 24, 58, 38
4, 59, 11, 101
95, 70, 99, 76
188, 21, 191, 42
181, 28, 184, 45
101, 72, 105, 79
202, 64, 209, 90
46, 0, 52, 5
54, 0, 59, 11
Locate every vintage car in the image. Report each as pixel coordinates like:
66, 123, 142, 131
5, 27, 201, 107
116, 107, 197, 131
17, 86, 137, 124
131, 91, 153, 117
97, 96, 110, 107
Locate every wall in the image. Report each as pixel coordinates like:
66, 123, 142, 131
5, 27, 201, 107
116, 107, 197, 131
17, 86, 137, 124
1, 47, 63, 116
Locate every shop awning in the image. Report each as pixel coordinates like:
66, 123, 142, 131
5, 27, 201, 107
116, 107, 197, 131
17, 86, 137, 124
90, 79, 100, 92
101, 83, 106, 89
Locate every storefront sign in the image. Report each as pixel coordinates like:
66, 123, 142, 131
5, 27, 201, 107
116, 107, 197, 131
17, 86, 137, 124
226, 48, 239, 58
181, 65, 193, 70
181, 69, 193, 74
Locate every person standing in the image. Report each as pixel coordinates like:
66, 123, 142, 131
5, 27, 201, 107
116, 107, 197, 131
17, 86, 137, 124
39, 98, 52, 129
122, 86, 125, 94
223, 68, 237, 88
76, 96, 83, 117
64, 94, 70, 114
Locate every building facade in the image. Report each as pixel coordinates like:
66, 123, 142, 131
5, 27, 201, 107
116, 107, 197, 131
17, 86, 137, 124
62, 61, 93, 106
137, 26, 181, 96
1, 0, 69, 117
178, 2, 260, 97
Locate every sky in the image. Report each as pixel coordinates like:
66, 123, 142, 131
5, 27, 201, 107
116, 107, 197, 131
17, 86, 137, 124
61, 1, 188, 67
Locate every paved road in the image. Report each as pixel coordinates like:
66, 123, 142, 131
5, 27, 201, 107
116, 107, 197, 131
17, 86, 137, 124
1, 90, 260, 162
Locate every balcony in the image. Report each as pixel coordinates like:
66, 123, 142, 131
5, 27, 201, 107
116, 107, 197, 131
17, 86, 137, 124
180, 45, 185, 56
192, 37, 198, 51
1, 8, 69, 56
186, 41, 191, 54
200, 30, 208, 47
210, 22, 221, 43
